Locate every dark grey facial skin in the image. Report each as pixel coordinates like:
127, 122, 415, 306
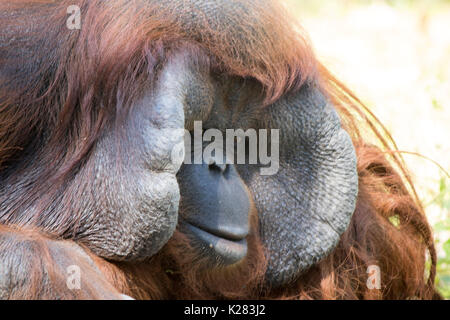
87, 51, 357, 284
65, 61, 188, 260
79, 88, 185, 260
177, 145, 251, 266
0, 50, 357, 288
236, 86, 358, 285
0, 53, 188, 262
75, 52, 214, 261
159, 54, 357, 285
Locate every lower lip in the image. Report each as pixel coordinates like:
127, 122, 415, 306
182, 223, 248, 265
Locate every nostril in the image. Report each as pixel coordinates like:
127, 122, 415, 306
208, 162, 227, 173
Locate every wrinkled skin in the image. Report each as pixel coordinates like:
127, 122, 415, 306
0, 0, 358, 298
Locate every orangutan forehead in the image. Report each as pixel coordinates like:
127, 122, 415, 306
98, 0, 318, 102
164, 0, 274, 34
151, 0, 317, 100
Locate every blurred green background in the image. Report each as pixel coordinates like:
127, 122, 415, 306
283, 0, 450, 298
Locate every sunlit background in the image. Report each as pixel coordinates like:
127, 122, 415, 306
283, 0, 450, 298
